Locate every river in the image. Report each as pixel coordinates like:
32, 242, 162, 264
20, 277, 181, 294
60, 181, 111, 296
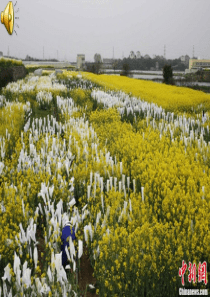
105, 71, 210, 87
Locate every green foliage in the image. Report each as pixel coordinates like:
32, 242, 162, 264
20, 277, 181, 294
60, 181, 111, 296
0, 68, 13, 89
0, 57, 23, 68
25, 65, 54, 73
113, 57, 187, 71
163, 64, 174, 85
122, 63, 130, 76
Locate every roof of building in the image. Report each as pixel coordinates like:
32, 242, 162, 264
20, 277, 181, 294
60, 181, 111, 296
103, 58, 113, 63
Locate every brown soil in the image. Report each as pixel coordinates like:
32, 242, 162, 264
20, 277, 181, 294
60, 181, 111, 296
78, 244, 98, 297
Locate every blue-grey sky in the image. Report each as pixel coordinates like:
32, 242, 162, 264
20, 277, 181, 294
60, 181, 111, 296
1, 0, 210, 62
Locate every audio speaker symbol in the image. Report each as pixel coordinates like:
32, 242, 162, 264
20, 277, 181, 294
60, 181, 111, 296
1, 2, 14, 35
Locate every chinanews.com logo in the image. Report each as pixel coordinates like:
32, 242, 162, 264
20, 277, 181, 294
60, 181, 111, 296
179, 260, 208, 296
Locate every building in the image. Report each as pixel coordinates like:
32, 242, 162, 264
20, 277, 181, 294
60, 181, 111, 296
0, 52, 3, 57
129, 51, 136, 59
103, 58, 113, 69
77, 54, 85, 69
136, 51, 141, 59
180, 55, 190, 66
189, 59, 210, 70
144, 54, 151, 59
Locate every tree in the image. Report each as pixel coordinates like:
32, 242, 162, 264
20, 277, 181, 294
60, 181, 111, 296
94, 53, 103, 74
163, 64, 174, 85
122, 63, 130, 76
112, 61, 118, 73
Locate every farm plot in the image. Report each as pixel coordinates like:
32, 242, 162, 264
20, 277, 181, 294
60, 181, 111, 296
0, 70, 210, 296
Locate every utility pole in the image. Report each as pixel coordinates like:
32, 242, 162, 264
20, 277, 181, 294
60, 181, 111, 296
193, 45, 194, 58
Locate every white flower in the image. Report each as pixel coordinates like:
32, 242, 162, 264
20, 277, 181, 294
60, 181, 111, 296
84, 225, 88, 243
35, 278, 42, 293
47, 266, 52, 282
22, 267, 31, 288
22, 199, 25, 217
5, 239, 13, 247
101, 194, 104, 213
0, 162, 4, 175
49, 185, 54, 199
65, 245, 70, 262
87, 185, 91, 201
82, 204, 88, 212
69, 236, 76, 260
59, 266, 68, 283
40, 283, 50, 295
73, 259, 76, 272
88, 223, 93, 241
89, 284, 95, 289
34, 246, 38, 269
78, 240, 83, 259
69, 198, 76, 207
0, 202, 6, 213
141, 186, 144, 202
2, 264, 12, 283
65, 265, 71, 270
55, 253, 62, 274
129, 199, 132, 212
13, 252, 20, 275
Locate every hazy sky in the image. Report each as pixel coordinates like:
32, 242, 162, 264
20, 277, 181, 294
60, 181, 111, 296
1, 0, 210, 62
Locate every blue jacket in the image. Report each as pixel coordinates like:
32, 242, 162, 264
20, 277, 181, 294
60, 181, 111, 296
61, 222, 76, 268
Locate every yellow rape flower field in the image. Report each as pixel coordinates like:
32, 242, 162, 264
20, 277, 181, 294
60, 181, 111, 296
0, 67, 210, 296
82, 72, 210, 114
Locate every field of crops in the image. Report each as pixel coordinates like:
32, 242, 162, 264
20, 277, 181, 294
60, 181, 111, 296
0, 68, 210, 296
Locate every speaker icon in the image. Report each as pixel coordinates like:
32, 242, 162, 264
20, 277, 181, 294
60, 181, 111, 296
1, 1, 14, 35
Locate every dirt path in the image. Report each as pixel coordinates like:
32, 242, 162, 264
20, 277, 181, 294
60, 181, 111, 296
37, 227, 98, 296
78, 244, 98, 297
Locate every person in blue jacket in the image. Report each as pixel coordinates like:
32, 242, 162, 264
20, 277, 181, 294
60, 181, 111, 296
61, 221, 76, 269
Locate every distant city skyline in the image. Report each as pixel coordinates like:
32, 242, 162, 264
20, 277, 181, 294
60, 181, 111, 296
1, 0, 210, 62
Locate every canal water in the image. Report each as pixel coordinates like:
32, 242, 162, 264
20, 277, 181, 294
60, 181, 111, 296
106, 72, 210, 87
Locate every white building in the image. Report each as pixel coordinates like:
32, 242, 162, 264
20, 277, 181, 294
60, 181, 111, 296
129, 51, 136, 59
136, 51, 141, 59
77, 54, 85, 69
103, 58, 113, 69
180, 55, 190, 66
